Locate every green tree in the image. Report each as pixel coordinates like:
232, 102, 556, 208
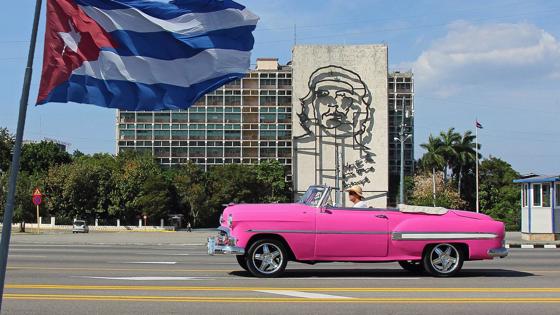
256, 160, 290, 203
0, 127, 14, 175
133, 173, 173, 224
0, 172, 41, 232
173, 162, 208, 227
453, 130, 478, 196
419, 135, 445, 206
438, 128, 461, 182
20, 141, 71, 175
108, 152, 161, 224
410, 172, 467, 209
44, 153, 117, 223
479, 156, 520, 230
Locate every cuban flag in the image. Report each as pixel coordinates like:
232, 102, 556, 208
37, 0, 259, 111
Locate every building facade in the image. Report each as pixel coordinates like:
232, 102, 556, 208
388, 71, 414, 176
292, 45, 389, 207
117, 58, 293, 177
116, 51, 415, 206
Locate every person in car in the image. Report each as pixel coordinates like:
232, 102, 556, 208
347, 185, 367, 208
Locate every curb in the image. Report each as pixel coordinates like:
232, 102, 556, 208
506, 244, 559, 249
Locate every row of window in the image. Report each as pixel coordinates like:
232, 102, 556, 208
522, 183, 560, 207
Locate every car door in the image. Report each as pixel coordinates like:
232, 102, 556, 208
314, 207, 389, 258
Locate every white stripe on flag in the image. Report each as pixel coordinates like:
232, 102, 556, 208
80, 6, 259, 36
72, 49, 250, 87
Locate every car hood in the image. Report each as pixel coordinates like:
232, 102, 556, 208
222, 203, 310, 223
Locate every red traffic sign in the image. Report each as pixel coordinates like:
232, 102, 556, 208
32, 195, 42, 206
32, 188, 42, 206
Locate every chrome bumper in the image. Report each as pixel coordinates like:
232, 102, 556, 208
488, 247, 508, 258
207, 237, 245, 255
207, 227, 245, 255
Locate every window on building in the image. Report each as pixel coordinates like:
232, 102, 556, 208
154, 130, 169, 140
522, 184, 528, 207
556, 183, 560, 207
542, 183, 551, 207
189, 113, 205, 122
533, 184, 542, 207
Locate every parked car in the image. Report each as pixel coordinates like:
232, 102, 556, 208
72, 220, 89, 234
208, 185, 507, 278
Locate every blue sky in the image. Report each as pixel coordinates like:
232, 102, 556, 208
1, 0, 559, 174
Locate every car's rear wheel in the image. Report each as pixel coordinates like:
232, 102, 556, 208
422, 243, 464, 277
236, 255, 248, 271
245, 239, 287, 278
398, 260, 424, 273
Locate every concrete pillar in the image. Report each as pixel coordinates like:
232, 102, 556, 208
160, 218, 164, 228
50, 217, 55, 227
139, 219, 142, 227
116, 219, 120, 227
95, 219, 99, 227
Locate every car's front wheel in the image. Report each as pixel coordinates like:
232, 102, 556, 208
245, 239, 287, 278
422, 243, 464, 277
398, 260, 424, 273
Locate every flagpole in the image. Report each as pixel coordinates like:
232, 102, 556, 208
475, 121, 479, 213
0, 0, 43, 310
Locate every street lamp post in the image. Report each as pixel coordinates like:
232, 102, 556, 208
394, 96, 411, 205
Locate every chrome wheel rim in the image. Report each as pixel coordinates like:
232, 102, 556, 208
251, 243, 283, 274
429, 244, 460, 274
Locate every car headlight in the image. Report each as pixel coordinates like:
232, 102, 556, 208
227, 214, 233, 229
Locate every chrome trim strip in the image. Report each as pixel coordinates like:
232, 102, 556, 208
247, 229, 388, 235
392, 232, 498, 240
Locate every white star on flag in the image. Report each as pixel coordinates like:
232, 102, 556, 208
58, 20, 81, 55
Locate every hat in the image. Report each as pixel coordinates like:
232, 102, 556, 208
346, 185, 363, 198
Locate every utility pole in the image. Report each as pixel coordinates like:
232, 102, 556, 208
0, 0, 43, 310
394, 96, 411, 205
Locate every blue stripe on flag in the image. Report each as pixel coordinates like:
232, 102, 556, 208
38, 73, 244, 111
106, 26, 255, 60
75, 0, 246, 18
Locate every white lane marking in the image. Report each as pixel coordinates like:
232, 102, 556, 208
112, 262, 177, 265
256, 290, 352, 299
521, 244, 534, 249
77, 276, 213, 281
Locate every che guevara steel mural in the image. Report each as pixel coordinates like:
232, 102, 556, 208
294, 65, 376, 189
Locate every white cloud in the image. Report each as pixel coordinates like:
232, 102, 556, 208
408, 22, 560, 97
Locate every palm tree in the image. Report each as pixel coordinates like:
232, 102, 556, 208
438, 128, 461, 182
420, 135, 445, 206
453, 131, 478, 195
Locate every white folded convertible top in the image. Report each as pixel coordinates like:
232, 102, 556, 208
397, 204, 448, 215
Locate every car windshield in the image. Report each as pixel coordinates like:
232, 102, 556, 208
74, 221, 85, 225
298, 186, 327, 207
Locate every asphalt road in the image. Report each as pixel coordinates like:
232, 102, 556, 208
2, 232, 560, 314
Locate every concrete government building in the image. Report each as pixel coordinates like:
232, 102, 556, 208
116, 44, 414, 207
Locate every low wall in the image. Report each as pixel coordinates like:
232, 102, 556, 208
522, 233, 560, 241
1, 223, 175, 232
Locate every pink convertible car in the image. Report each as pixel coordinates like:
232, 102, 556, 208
207, 185, 508, 277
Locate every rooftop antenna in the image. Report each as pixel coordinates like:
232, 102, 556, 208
294, 23, 297, 46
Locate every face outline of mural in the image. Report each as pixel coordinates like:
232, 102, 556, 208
296, 65, 373, 151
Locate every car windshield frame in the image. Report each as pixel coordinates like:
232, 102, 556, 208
298, 186, 331, 207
